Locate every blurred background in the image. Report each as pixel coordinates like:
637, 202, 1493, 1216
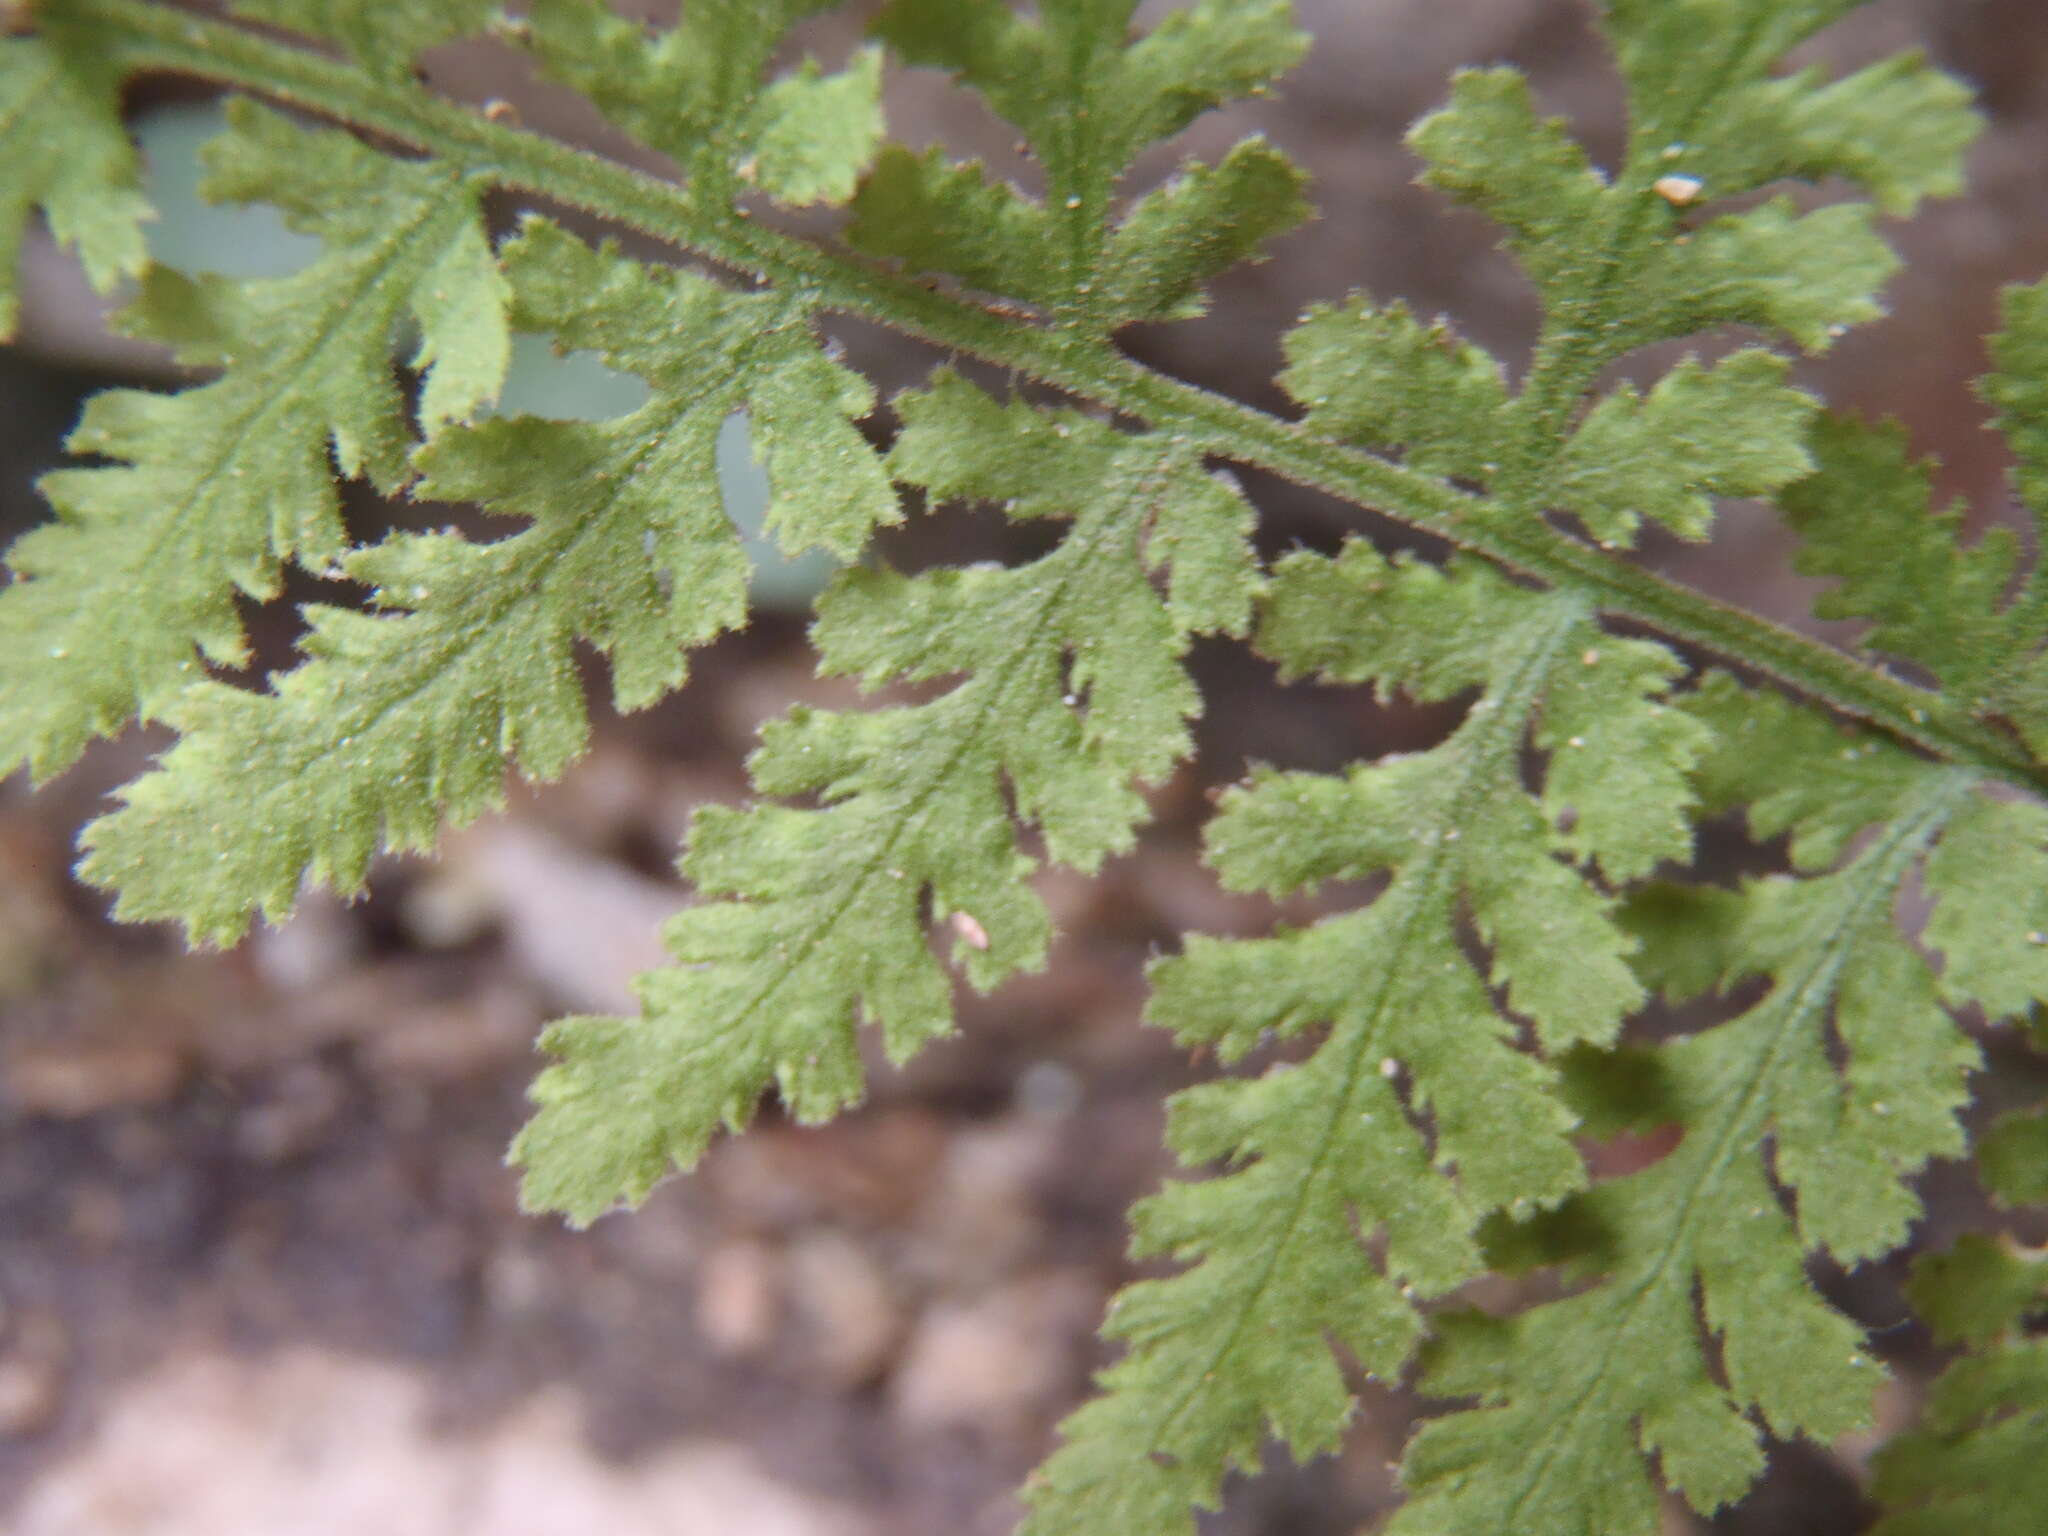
2, 1, 2046, 1532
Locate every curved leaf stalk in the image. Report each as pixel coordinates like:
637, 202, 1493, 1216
56, 0, 2048, 799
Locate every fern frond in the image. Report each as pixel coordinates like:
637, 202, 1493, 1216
0, 26, 151, 337
1785, 278, 2048, 757
1393, 675, 2032, 1533
1870, 930, 2048, 1535
1286, 0, 1977, 551
1021, 543, 1707, 1532
5, 4, 2044, 1531
1871, 1170, 2048, 1535
846, 0, 1309, 327
519, 0, 883, 207
1905, 1234, 2047, 1353
1978, 1109, 2048, 1209
1873, 1334, 2048, 1536
0, 100, 508, 780
76, 216, 891, 942
1435, 0, 1976, 353
512, 371, 1260, 1224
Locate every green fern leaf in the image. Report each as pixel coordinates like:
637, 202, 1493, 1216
1406, 68, 1604, 300
1781, 415, 2025, 698
1547, 351, 1815, 546
512, 371, 1259, 1223
1021, 543, 1706, 1532
5, 6, 2037, 1532
1872, 981, 2048, 1536
1986, 278, 2048, 514
1280, 298, 1507, 482
0, 100, 507, 781
1922, 795, 2048, 1018
1603, 2, 1977, 215
1097, 138, 1309, 323
1977, 1109, 2048, 1209
1870, 1232, 2048, 1535
746, 49, 887, 206
0, 28, 151, 337
1905, 1234, 2047, 1351
1870, 1337, 2048, 1536
77, 216, 891, 943
1873, 1332, 2048, 1536
848, 0, 1307, 326
520, 0, 881, 206
1288, 0, 1968, 545
228, 0, 496, 78
1375, 3, 1975, 548
1412, 68, 1905, 358
1395, 676, 2000, 1534
844, 146, 1054, 302
1784, 279, 2048, 755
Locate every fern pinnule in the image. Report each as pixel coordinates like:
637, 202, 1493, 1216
513, 371, 1261, 1223
0, 100, 506, 782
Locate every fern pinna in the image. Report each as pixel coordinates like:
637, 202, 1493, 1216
2, 1, 2044, 1531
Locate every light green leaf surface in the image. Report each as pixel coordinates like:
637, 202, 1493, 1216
1548, 350, 1816, 546
1922, 795, 2048, 1018
1022, 543, 1706, 1534
746, 47, 886, 205
0, 29, 151, 337
1782, 414, 2029, 710
1097, 138, 1309, 322
0, 101, 507, 781
1281, 296, 1506, 482
1408, 46, 1954, 358
1602, 1, 1977, 215
851, 0, 1307, 326
1786, 279, 2048, 756
79, 217, 891, 942
520, 0, 878, 205
1296, 0, 1969, 548
844, 145, 1054, 305
513, 372, 1260, 1223
1408, 68, 1607, 299
1384, 0, 1975, 547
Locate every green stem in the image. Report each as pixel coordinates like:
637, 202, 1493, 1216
67, 0, 2048, 799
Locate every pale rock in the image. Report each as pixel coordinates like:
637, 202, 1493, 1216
353, 982, 540, 1084
13, 1347, 875, 1535
0, 1355, 62, 1438
786, 1233, 903, 1388
3, 1041, 186, 1118
889, 1270, 1100, 1439
695, 1238, 783, 1358
425, 823, 678, 1013
907, 1120, 1057, 1290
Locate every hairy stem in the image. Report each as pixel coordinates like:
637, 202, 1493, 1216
71, 0, 2048, 798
